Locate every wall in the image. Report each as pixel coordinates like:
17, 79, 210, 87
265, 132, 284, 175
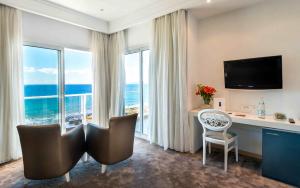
125, 21, 152, 51
187, 12, 200, 110
193, 0, 300, 119
23, 11, 152, 51
22, 12, 91, 51
190, 0, 300, 154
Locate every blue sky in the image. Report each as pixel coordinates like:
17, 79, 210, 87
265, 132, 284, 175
23, 46, 149, 85
124, 50, 149, 84
23, 46, 92, 85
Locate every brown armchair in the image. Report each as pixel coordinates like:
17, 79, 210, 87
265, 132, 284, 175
17, 124, 85, 182
86, 114, 138, 173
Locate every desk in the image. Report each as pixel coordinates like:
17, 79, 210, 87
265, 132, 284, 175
188, 108, 300, 153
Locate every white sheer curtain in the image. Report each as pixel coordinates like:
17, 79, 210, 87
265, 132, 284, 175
108, 32, 125, 117
0, 5, 24, 163
91, 30, 125, 127
149, 10, 189, 152
91, 31, 110, 127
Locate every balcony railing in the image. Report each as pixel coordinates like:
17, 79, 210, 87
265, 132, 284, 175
25, 93, 150, 135
24, 93, 92, 125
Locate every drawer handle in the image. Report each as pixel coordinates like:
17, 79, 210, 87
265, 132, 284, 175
266, 132, 280, 136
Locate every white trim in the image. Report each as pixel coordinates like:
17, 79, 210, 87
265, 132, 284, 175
23, 41, 63, 51
23, 43, 65, 130
125, 49, 150, 136
125, 46, 149, 55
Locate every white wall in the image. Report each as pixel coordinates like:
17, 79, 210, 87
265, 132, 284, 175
187, 12, 200, 110
22, 12, 91, 51
189, 0, 300, 155
192, 0, 300, 119
125, 21, 152, 51
23, 11, 152, 51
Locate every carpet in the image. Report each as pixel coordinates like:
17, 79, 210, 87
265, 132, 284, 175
0, 139, 292, 188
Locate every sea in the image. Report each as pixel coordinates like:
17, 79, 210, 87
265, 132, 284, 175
24, 84, 146, 124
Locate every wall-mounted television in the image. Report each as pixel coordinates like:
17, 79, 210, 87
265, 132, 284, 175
224, 55, 282, 89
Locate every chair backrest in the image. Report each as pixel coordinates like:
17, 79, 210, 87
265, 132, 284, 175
17, 124, 62, 179
198, 109, 232, 132
108, 113, 138, 163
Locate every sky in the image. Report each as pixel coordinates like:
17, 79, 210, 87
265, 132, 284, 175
24, 46, 92, 85
23, 46, 149, 85
124, 50, 149, 84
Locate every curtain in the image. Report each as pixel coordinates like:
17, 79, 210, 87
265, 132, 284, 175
0, 5, 24, 163
91, 31, 125, 127
149, 10, 189, 152
91, 32, 110, 127
108, 32, 125, 117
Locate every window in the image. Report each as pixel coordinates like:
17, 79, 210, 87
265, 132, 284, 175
23, 45, 92, 130
64, 49, 93, 127
23, 46, 60, 124
124, 49, 150, 135
142, 50, 150, 135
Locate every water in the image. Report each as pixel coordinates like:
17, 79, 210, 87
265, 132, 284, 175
24, 84, 146, 124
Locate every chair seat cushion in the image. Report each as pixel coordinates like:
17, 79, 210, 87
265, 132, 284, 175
206, 131, 237, 140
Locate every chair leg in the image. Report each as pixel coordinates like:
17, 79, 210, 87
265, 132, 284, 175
224, 144, 228, 172
208, 142, 211, 154
101, 164, 107, 173
81, 152, 88, 162
203, 138, 206, 165
65, 172, 70, 182
235, 139, 239, 162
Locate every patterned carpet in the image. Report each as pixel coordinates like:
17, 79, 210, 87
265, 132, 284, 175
0, 139, 292, 188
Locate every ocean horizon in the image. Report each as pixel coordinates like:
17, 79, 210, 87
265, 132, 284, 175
24, 84, 146, 124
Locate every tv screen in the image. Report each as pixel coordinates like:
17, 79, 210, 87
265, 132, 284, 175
224, 56, 282, 89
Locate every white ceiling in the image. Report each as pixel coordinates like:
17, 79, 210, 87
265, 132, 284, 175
0, 0, 266, 33
189, 0, 265, 20
46, 0, 160, 21
46, 0, 265, 22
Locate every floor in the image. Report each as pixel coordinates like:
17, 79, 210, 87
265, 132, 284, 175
0, 139, 292, 188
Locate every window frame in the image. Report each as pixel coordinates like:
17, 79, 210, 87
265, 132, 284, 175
23, 42, 92, 133
125, 47, 149, 137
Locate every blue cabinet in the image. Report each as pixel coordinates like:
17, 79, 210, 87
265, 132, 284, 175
262, 128, 300, 187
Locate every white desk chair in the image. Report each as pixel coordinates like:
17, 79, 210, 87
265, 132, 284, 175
198, 109, 238, 172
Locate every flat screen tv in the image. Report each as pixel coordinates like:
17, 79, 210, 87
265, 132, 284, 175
224, 55, 282, 89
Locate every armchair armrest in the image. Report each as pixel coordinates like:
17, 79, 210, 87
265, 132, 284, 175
61, 125, 85, 172
86, 123, 110, 163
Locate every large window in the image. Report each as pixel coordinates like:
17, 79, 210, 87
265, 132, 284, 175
124, 49, 150, 135
64, 49, 92, 127
23, 45, 92, 129
23, 46, 60, 124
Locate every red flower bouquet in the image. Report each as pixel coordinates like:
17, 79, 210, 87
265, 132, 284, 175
195, 84, 216, 105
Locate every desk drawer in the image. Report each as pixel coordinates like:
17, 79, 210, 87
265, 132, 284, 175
262, 128, 300, 187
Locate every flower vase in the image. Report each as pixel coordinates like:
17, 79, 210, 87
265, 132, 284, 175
202, 98, 212, 109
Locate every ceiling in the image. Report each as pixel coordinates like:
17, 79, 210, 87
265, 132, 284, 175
0, 0, 266, 33
46, 0, 160, 21
189, 0, 265, 20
